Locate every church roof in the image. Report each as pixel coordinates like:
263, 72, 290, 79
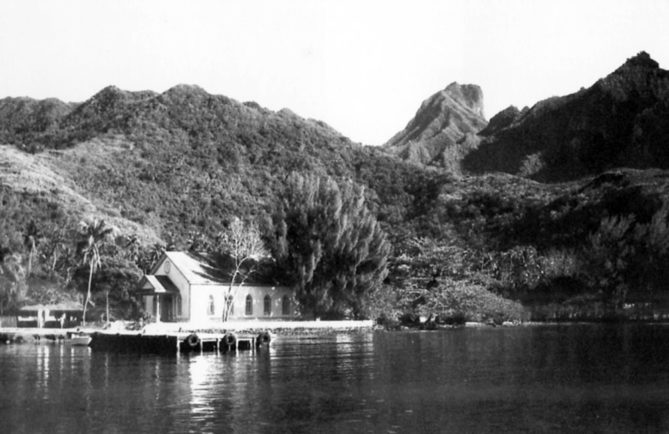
146, 251, 283, 287
163, 251, 224, 285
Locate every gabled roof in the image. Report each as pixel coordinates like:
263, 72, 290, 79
137, 275, 182, 294
160, 251, 225, 285
147, 251, 285, 287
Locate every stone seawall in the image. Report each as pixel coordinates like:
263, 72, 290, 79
141, 320, 376, 336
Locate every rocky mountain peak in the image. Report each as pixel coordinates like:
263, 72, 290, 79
463, 52, 669, 182
384, 82, 487, 170
617, 51, 659, 71
443, 82, 485, 118
596, 51, 669, 102
479, 105, 521, 137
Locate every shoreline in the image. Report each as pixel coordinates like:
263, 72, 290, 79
0, 320, 377, 342
140, 319, 376, 335
3, 319, 669, 344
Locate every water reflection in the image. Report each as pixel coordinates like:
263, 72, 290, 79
1, 326, 669, 433
188, 354, 215, 416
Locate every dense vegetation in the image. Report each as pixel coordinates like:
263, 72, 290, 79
2, 68, 669, 324
264, 173, 390, 319
0, 85, 446, 321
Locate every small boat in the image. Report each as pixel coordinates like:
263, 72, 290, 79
70, 335, 92, 346
67, 332, 92, 346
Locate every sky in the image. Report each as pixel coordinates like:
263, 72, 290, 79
1, 0, 668, 145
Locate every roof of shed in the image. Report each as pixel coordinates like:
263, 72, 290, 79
20, 301, 82, 311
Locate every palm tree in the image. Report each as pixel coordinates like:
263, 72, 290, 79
46, 226, 68, 278
147, 243, 166, 270
135, 242, 165, 275
78, 219, 113, 326
123, 235, 140, 263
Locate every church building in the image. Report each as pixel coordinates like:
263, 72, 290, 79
136, 251, 295, 322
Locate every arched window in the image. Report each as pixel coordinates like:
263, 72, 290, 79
225, 295, 234, 316
282, 295, 291, 316
245, 295, 253, 316
263, 295, 272, 316
207, 295, 215, 316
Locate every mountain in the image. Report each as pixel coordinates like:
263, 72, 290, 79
0, 84, 452, 248
3, 61, 669, 321
463, 51, 669, 181
5, 84, 502, 321
383, 82, 487, 172
478, 105, 526, 137
0, 96, 74, 145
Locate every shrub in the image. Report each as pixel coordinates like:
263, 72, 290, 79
413, 279, 524, 323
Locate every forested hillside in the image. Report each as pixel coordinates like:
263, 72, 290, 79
463, 52, 669, 181
2, 56, 669, 324
0, 84, 463, 320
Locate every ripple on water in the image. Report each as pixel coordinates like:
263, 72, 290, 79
1, 325, 669, 432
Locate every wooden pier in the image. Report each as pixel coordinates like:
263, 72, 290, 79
88, 330, 272, 354
1, 319, 375, 353
0, 327, 272, 354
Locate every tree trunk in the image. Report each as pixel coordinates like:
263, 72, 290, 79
83, 261, 93, 326
51, 250, 59, 274
27, 250, 33, 277
223, 284, 233, 322
223, 269, 241, 322
106, 290, 110, 326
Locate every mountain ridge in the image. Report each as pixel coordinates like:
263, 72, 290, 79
0, 83, 450, 248
463, 51, 669, 181
384, 51, 669, 183
3, 56, 669, 321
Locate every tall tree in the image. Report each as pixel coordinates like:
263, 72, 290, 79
0, 249, 26, 315
123, 235, 141, 264
216, 218, 268, 321
83, 255, 143, 323
23, 221, 40, 277
133, 242, 166, 275
42, 224, 71, 278
78, 219, 113, 325
266, 173, 390, 319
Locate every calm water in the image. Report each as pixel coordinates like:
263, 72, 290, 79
2, 324, 669, 433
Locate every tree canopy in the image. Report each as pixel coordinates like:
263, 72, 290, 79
266, 173, 390, 319
77, 219, 114, 325
215, 217, 268, 321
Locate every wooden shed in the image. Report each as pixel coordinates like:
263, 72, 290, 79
17, 301, 82, 328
